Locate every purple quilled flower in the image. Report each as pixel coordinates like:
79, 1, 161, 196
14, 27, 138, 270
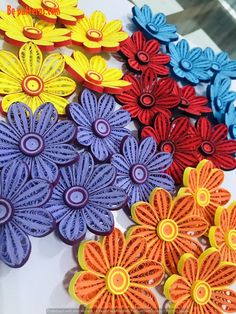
67, 89, 131, 161
0, 160, 54, 268
45, 152, 127, 245
0, 102, 78, 183
111, 136, 175, 207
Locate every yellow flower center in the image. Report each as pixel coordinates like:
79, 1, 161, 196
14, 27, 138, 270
86, 29, 103, 42
23, 26, 42, 40
41, 0, 59, 9
85, 70, 103, 84
22, 75, 44, 96
157, 219, 178, 242
191, 280, 211, 305
106, 267, 130, 295
196, 188, 210, 207
226, 229, 236, 250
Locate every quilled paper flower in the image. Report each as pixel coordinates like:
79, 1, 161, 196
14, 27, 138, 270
0, 42, 76, 114
120, 31, 170, 75
178, 159, 231, 225
225, 102, 236, 140
172, 82, 211, 116
210, 74, 236, 123
169, 39, 211, 84
0, 102, 78, 183
19, 0, 84, 25
0, 11, 71, 51
68, 89, 131, 161
0, 160, 54, 267
209, 203, 236, 264
69, 228, 164, 312
164, 248, 236, 313
128, 188, 208, 274
115, 69, 180, 125
67, 10, 128, 53
111, 136, 175, 207
204, 47, 236, 79
132, 5, 178, 43
45, 152, 127, 244
141, 114, 200, 184
64, 51, 131, 94
190, 117, 236, 170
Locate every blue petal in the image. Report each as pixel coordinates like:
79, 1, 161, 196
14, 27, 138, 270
185, 71, 199, 84
43, 144, 78, 165
68, 102, 92, 126
86, 164, 116, 193
148, 172, 175, 192
138, 137, 157, 164
33, 103, 58, 136
203, 47, 215, 61
89, 186, 127, 209
141, 5, 152, 23
90, 137, 109, 161
146, 152, 173, 172
75, 152, 95, 187
111, 154, 130, 175
169, 42, 181, 63
97, 94, 115, 119
77, 126, 94, 146
132, 6, 146, 25
0, 122, 20, 145
45, 201, 70, 223
221, 61, 236, 78
216, 51, 229, 64
109, 128, 131, 143
152, 12, 166, 26
188, 48, 202, 62
121, 136, 138, 166
0, 146, 21, 168
173, 66, 186, 78
108, 109, 131, 127
7, 102, 32, 136
127, 184, 141, 207
176, 40, 189, 58
31, 156, 59, 183
44, 120, 76, 144
80, 89, 97, 121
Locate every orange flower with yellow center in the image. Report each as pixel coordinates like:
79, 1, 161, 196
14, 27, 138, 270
69, 228, 164, 313
127, 188, 208, 274
0, 42, 76, 114
178, 159, 231, 226
164, 248, 236, 313
209, 202, 236, 264
66, 10, 128, 53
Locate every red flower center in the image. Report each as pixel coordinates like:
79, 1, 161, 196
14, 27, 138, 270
86, 29, 103, 42
41, 0, 59, 10
181, 97, 189, 107
139, 93, 155, 108
22, 75, 44, 96
23, 26, 43, 40
160, 140, 175, 154
200, 141, 215, 155
136, 51, 150, 64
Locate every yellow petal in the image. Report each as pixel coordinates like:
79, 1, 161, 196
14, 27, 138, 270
0, 50, 25, 80
73, 17, 91, 32
90, 56, 107, 73
5, 31, 53, 49
102, 80, 131, 88
0, 72, 22, 94
26, 95, 42, 113
42, 28, 71, 38
0, 11, 18, 31
14, 14, 33, 28
90, 11, 106, 30
73, 51, 89, 74
71, 31, 87, 44
102, 68, 123, 81
83, 41, 102, 51
19, 42, 43, 75
59, 0, 77, 7
1, 92, 29, 113
103, 31, 128, 43
35, 20, 55, 32
39, 53, 64, 82
40, 92, 69, 114
59, 6, 84, 18
20, 0, 42, 9
44, 76, 76, 96
102, 20, 122, 36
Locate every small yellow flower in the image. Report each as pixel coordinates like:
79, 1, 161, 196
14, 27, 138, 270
0, 11, 71, 51
19, 0, 84, 25
64, 51, 131, 94
66, 10, 128, 53
0, 42, 76, 114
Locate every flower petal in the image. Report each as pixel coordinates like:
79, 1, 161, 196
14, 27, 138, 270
19, 42, 42, 75
138, 137, 157, 164
89, 186, 127, 209
164, 274, 191, 303
43, 144, 78, 165
33, 102, 58, 135
178, 253, 199, 284
199, 248, 221, 281
0, 72, 22, 94
40, 93, 69, 115
207, 263, 236, 288
75, 152, 94, 187
44, 120, 76, 144
0, 50, 25, 80
44, 76, 76, 96
1, 93, 30, 114
125, 286, 159, 312
7, 102, 32, 135
31, 156, 59, 183
39, 53, 65, 82
102, 20, 122, 37
120, 236, 147, 269
131, 201, 160, 227
87, 164, 116, 192
178, 215, 208, 237
210, 289, 236, 312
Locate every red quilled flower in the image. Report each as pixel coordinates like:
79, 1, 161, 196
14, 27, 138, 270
120, 31, 170, 75
116, 69, 180, 125
142, 114, 200, 184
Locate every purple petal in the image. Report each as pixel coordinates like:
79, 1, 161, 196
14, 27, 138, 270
138, 137, 157, 164
44, 120, 76, 144
121, 136, 138, 166
116, 175, 132, 190
45, 200, 70, 223
108, 109, 131, 127
68, 102, 92, 126
77, 126, 94, 146
97, 94, 115, 119
0, 146, 22, 168
7, 102, 32, 136
110, 128, 131, 143
33, 103, 58, 135
80, 89, 97, 121
91, 137, 109, 161
43, 144, 78, 165
111, 154, 130, 175
0, 122, 20, 145
75, 152, 94, 187
146, 152, 173, 172
86, 164, 116, 192
89, 187, 127, 209
128, 184, 141, 207
148, 172, 175, 192
31, 156, 59, 183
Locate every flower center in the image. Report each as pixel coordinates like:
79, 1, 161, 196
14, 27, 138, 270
191, 281, 211, 305
226, 229, 236, 250
157, 219, 178, 242
160, 140, 175, 154
146, 22, 159, 34
181, 97, 189, 107
86, 29, 103, 42
85, 70, 103, 84
0, 198, 14, 226
211, 62, 221, 72
19, 133, 44, 156
41, 0, 59, 9
23, 26, 43, 40
200, 141, 215, 156
64, 186, 89, 209
106, 267, 130, 295
136, 51, 150, 64
22, 75, 44, 96
180, 59, 193, 71
130, 164, 148, 184
196, 188, 210, 207
92, 118, 111, 138
139, 93, 155, 108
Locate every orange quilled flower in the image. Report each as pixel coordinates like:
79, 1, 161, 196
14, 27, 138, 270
178, 159, 231, 226
127, 188, 208, 274
164, 248, 236, 313
209, 202, 236, 264
69, 228, 164, 313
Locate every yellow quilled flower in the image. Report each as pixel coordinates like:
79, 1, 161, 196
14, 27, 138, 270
69, 228, 164, 313
164, 248, 236, 313
19, 0, 84, 25
127, 188, 208, 274
178, 159, 231, 226
0, 11, 71, 51
64, 51, 131, 94
209, 202, 236, 264
66, 10, 128, 53
0, 42, 76, 114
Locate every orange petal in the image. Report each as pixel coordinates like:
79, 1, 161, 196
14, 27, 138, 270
89, 289, 113, 313
173, 297, 194, 314
201, 302, 222, 314
204, 168, 224, 191
78, 241, 109, 275
174, 237, 202, 260
210, 289, 236, 313
178, 253, 199, 284
178, 215, 208, 237
113, 294, 133, 313
210, 188, 231, 207
164, 241, 181, 274
190, 302, 205, 314
209, 226, 225, 248
164, 274, 191, 302
207, 263, 236, 287
219, 244, 233, 263
127, 226, 157, 244
146, 238, 165, 262
229, 202, 236, 228
170, 194, 196, 222
125, 286, 159, 312
129, 260, 164, 287
149, 188, 172, 220
183, 167, 198, 192
131, 201, 159, 227
198, 248, 221, 281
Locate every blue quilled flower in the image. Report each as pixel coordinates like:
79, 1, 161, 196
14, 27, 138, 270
169, 39, 211, 84
225, 102, 236, 140
132, 5, 178, 43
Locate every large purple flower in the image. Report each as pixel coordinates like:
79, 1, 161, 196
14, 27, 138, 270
111, 136, 175, 207
45, 152, 127, 245
67, 89, 131, 161
0, 102, 78, 183
0, 160, 54, 268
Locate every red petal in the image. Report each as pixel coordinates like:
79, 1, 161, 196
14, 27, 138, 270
195, 117, 212, 140
143, 39, 160, 54
211, 124, 228, 142
132, 31, 145, 51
